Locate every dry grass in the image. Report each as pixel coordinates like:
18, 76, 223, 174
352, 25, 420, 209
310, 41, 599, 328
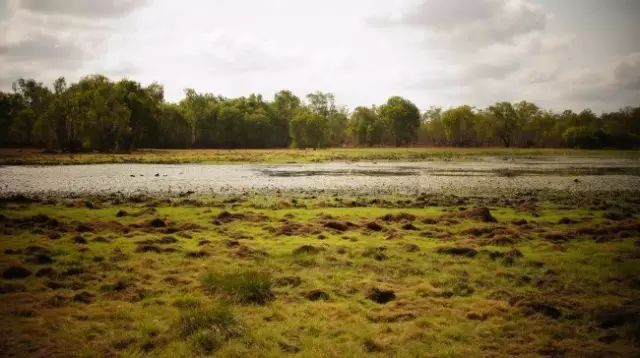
0, 192, 639, 356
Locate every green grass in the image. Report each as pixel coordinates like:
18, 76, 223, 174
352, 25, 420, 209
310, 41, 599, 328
1, 147, 639, 165
0, 192, 639, 356
202, 271, 274, 305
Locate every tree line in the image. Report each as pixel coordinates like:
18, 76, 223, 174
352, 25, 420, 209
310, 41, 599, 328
0, 75, 638, 151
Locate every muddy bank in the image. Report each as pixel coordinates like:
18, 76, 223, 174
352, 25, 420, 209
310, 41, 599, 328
1, 157, 639, 195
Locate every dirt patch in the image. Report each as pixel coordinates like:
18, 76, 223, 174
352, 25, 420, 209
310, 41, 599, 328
365, 222, 383, 231
403, 243, 420, 252
305, 289, 330, 301
401, 223, 418, 230
436, 246, 478, 257
72, 291, 95, 304
72, 235, 88, 244
24, 253, 53, 265
275, 222, 318, 236
76, 224, 93, 232
214, 210, 268, 225
48, 232, 62, 240
363, 338, 385, 353
215, 210, 245, 223
596, 307, 639, 328
519, 301, 562, 319
2, 265, 32, 279
379, 213, 416, 222
185, 250, 209, 258
366, 287, 396, 304
543, 231, 570, 242
135, 244, 164, 253
323, 221, 350, 232
150, 218, 166, 227
275, 276, 302, 287
442, 207, 497, 223
35, 267, 56, 277
292, 245, 323, 255
0, 283, 27, 294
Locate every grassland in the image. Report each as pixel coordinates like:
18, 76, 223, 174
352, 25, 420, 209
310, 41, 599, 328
1, 191, 639, 357
1, 147, 639, 165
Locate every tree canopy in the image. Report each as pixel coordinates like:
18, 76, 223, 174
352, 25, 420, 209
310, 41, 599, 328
0, 75, 638, 151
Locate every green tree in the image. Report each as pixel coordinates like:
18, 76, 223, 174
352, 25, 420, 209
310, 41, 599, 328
271, 90, 300, 147
0, 91, 25, 146
419, 106, 447, 145
378, 96, 420, 146
10, 78, 52, 146
487, 102, 518, 147
441, 105, 477, 146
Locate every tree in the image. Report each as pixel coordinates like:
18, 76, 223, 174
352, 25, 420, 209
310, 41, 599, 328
419, 106, 447, 145
180, 89, 218, 147
378, 96, 420, 146
441, 105, 477, 146
10, 78, 52, 146
2, 73, 639, 151
289, 109, 326, 148
157, 103, 190, 148
116, 80, 164, 149
73, 75, 131, 152
271, 90, 300, 147
351, 106, 385, 146
487, 102, 518, 147
0, 91, 24, 146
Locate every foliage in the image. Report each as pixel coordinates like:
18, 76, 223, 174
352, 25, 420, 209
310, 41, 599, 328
1, 74, 639, 150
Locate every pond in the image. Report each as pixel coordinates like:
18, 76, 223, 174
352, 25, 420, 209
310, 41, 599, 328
1, 156, 639, 195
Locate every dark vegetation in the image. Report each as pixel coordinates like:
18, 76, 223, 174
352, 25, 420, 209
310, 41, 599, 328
1, 75, 639, 152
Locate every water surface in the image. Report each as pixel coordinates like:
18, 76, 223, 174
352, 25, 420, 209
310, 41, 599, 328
1, 156, 639, 195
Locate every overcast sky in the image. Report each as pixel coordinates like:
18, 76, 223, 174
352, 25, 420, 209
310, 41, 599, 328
1, 0, 639, 112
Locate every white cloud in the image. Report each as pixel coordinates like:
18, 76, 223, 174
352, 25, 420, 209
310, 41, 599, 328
0, 0, 637, 112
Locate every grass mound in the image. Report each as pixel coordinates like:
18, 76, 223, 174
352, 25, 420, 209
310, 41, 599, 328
201, 270, 274, 305
178, 305, 243, 354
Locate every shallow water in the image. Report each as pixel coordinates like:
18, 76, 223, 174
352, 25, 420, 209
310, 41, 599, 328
1, 156, 639, 195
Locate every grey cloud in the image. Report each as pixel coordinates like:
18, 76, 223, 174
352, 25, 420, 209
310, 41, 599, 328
370, 0, 547, 49
0, 32, 85, 61
613, 53, 640, 90
16, 0, 148, 18
463, 61, 520, 80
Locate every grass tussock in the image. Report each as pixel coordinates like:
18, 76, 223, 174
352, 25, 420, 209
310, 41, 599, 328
178, 304, 244, 354
201, 270, 274, 305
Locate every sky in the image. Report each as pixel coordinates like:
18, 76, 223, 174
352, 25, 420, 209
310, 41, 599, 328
0, 0, 639, 112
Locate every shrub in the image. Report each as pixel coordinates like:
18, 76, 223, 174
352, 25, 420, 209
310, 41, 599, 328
202, 270, 274, 305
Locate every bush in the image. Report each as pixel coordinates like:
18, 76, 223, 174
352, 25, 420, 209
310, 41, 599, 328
202, 270, 274, 305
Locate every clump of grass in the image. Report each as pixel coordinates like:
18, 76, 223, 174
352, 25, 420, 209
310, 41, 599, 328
178, 305, 242, 338
201, 270, 274, 305
190, 329, 223, 354
178, 305, 243, 354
